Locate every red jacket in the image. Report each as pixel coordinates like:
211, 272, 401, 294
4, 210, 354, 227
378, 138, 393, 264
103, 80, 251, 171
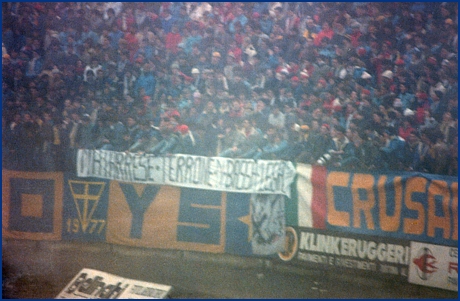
165, 32, 182, 54
314, 28, 334, 46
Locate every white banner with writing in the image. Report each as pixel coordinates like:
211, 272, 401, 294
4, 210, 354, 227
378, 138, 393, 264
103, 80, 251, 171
408, 242, 458, 291
77, 150, 296, 197
56, 268, 172, 299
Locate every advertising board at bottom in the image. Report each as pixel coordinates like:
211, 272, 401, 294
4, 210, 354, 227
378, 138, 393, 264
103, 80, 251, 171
278, 227, 410, 278
408, 242, 458, 292
55, 268, 172, 299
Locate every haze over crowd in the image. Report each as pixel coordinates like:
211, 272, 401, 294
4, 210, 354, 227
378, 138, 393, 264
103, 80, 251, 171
2, 2, 458, 176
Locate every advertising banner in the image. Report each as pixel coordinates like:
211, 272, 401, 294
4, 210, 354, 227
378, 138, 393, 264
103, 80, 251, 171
56, 268, 172, 299
408, 242, 458, 291
278, 227, 410, 278
326, 171, 458, 247
77, 150, 296, 197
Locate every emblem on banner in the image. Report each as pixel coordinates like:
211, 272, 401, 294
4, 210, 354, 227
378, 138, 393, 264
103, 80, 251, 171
413, 247, 438, 280
68, 180, 106, 234
278, 227, 298, 261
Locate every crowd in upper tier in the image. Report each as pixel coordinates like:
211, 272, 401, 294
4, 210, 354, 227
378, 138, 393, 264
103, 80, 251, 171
2, 2, 458, 176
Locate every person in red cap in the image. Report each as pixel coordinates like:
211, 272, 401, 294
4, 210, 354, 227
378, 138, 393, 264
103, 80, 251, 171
175, 124, 197, 155
163, 101, 181, 120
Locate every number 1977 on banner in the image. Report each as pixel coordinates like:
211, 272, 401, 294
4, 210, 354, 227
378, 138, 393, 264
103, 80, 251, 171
66, 218, 106, 234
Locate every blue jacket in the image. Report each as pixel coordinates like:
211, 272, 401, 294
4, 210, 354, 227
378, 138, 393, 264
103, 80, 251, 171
135, 72, 156, 99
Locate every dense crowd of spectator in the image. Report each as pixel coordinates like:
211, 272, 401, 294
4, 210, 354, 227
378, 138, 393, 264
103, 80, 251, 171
2, 2, 458, 176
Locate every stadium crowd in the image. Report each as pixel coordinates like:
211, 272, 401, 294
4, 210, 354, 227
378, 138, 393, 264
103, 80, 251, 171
2, 2, 458, 176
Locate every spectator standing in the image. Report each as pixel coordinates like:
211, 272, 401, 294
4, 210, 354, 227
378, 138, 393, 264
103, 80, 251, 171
146, 116, 180, 156
39, 111, 56, 171
379, 126, 406, 170
16, 112, 42, 171
268, 104, 286, 130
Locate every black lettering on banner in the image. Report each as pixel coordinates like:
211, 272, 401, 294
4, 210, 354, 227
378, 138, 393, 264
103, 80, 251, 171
241, 160, 251, 190
130, 285, 166, 298
216, 159, 224, 187
225, 160, 234, 188
167, 156, 175, 182
119, 152, 127, 181
135, 154, 147, 181
130, 285, 143, 295
186, 157, 193, 183
448, 276, 458, 285
279, 162, 288, 195
97, 284, 118, 298
199, 157, 207, 185
106, 151, 113, 178
66, 273, 87, 293
147, 154, 156, 181
450, 248, 458, 258
113, 152, 124, 179
265, 162, 276, 192
78, 151, 295, 196
116, 152, 123, 179
191, 156, 199, 184
87, 149, 93, 174
297, 230, 410, 276
102, 151, 110, 177
106, 283, 128, 299
116, 152, 125, 180
265, 162, 274, 192
78, 150, 88, 175
162, 154, 167, 182
130, 154, 137, 180
272, 163, 281, 193
126, 153, 134, 181
78, 276, 106, 295
244, 160, 253, 190
93, 151, 102, 177
234, 160, 242, 190
177, 155, 186, 183
130, 153, 137, 181
109, 151, 116, 178
206, 158, 213, 187
179, 155, 187, 182
276, 163, 284, 193
111, 151, 118, 178
186, 156, 195, 184
253, 162, 261, 191
138, 154, 146, 181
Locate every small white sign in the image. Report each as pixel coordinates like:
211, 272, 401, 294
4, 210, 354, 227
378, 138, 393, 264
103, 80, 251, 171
56, 268, 172, 299
408, 242, 457, 292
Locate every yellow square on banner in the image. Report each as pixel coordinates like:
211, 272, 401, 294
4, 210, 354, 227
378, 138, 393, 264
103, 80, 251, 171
2, 170, 64, 240
21, 194, 43, 218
